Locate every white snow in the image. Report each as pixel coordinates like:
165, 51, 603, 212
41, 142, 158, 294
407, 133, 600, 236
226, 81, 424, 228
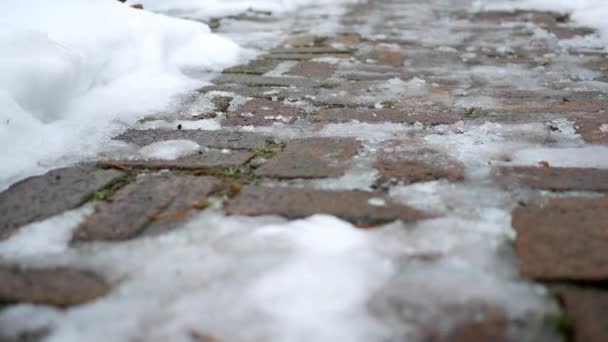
133, 0, 360, 21
0, 209, 555, 342
138, 140, 201, 160
0, 0, 241, 190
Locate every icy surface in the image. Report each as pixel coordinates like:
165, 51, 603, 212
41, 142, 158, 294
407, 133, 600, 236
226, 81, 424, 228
138, 140, 201, 160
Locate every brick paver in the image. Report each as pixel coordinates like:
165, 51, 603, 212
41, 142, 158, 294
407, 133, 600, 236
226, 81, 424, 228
0, 267, 109, 307
3, 0, 608, 340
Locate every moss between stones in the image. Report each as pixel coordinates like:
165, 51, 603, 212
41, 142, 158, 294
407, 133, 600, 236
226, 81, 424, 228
544, 313, 573, 342
250, 141, 285, 159
90, 173, 135, 202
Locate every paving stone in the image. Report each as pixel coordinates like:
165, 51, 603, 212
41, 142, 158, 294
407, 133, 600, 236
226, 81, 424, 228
75, 175, 222, 241
512, 197, 608, 281
374, 144, 465, 187
491, 91, 608, 114
223, 98, 304, 127
494, 166, 608, 192
471, 10, 566, 26
547, 26, 595, 40
575, 117, 608, 144
286, 61, 337, 78
313, 108, 461, 125
225, 186, 432, 224
222, 59, 280, 75
254, 138, 360, 179
558, 287, 608, 342
198, 84, 316, 101
0, 166, 124, 240
372, 44, 405, 66
212, 74, 338, 88
369, 289, 507, 342
327, 33, 362, 45
284, 34, 326, 47
100, 150, 254, 170
269, 46, 354, 55
113, 129, 272, 149
0, 267, 109, 307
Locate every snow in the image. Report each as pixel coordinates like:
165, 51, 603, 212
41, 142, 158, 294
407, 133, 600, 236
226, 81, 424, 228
133, 0, 360, 22
0, 0, 241, 190
138, 140, 201, 160
0, 209, 555, 342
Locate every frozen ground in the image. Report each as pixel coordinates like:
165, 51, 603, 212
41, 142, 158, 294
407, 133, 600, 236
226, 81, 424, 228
1, 0, 608, 341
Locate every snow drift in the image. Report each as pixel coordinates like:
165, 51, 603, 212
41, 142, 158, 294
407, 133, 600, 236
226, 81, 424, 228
0, 0, 241, 189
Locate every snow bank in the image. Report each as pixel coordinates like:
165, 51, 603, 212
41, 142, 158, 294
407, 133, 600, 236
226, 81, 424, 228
0, 0, 241, 189
132, 0, 359, 21
477, 0, 608, 47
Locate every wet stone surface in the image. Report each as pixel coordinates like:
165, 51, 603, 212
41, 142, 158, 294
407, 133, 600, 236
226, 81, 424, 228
575, 117, 608, 144
113, 129, 272, 150
212, 74, 338, 88
493, 166, 608, 192
0, 166, 124, 240
100, 150, 254, 171
75, 175, 222, 241
286, 61, 337, 78
0, 267, 109, 307
254, 138, 361, 179
223, 98, 305, 127
374, 143, 465, 188
558, 287, 608, 342
313, 107, 461, 125
512, 197, 608, 282
225, 186, 433, 225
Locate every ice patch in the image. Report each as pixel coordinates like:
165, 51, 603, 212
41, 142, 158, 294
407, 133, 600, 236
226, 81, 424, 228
510, 145, 608, 168
0, 205, 93, 260
138, 140, 200, 160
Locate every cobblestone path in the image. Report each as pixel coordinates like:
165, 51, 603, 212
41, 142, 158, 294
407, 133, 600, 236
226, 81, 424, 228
1, 0, 608, 341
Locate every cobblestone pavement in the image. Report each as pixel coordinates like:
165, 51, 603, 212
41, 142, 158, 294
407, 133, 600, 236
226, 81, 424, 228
1, 0, 608, 341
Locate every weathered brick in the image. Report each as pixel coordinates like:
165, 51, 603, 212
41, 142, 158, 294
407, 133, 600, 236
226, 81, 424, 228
372, 44, 405, 66
222, 59, 280, 75
254, 138, 360, 179
494, 166, 608, 192
113, 129, 271, 150
313, 108, 461, 125
0, 166, 124, 240
286, 61, 337, 78
575, 117, 608, 144
374, 144, 465, 187
223, 98, 304, 127
512, 197, 608, 281
0, 267, 109, 307
212, 74, 338, 88
100, 150, 253, 170
75, 175, 222, 241
558, 287, 608, 342
225, 186, 433, 224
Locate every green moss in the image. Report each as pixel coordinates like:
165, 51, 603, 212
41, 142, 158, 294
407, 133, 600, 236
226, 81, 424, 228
464, 106, 482, 117
250, 142, 285, 159
381, 99, 397, 109
545, 313, 573, 342
89, 174, 134, 202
